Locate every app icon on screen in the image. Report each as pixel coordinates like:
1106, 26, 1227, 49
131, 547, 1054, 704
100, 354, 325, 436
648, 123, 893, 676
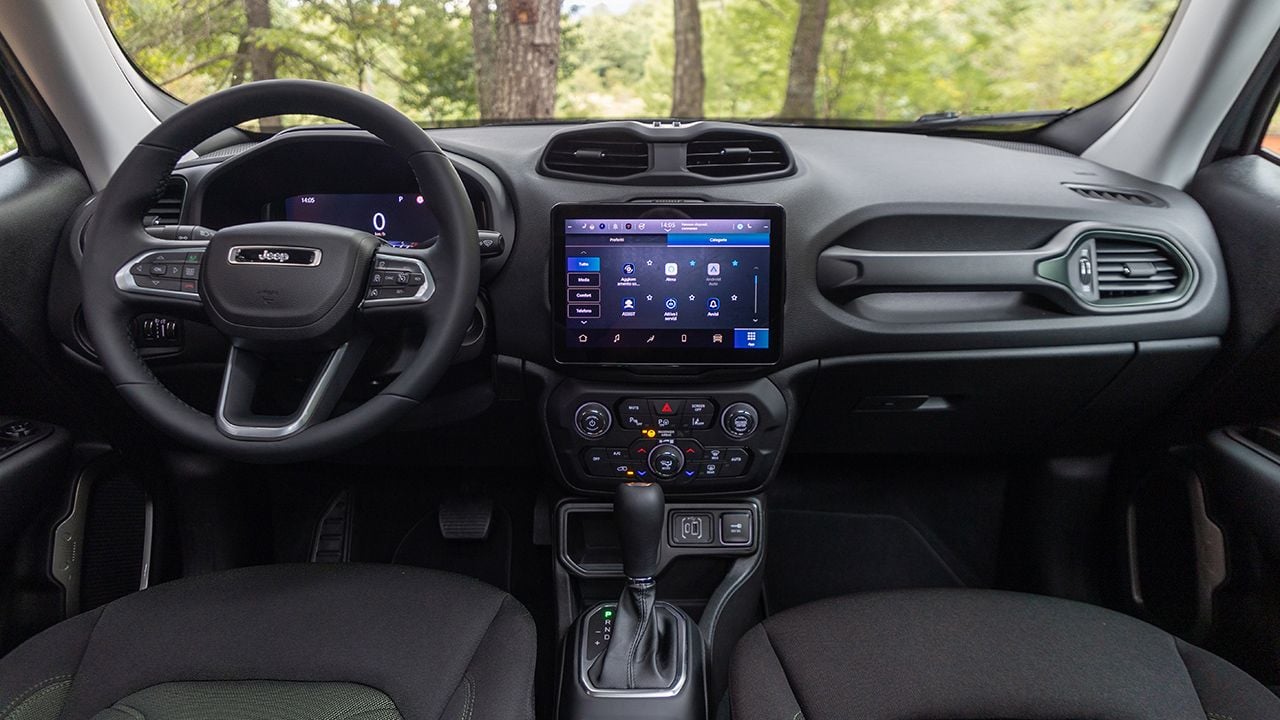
665, 297, 678, 310
665, 262, 678, 276
707, 262, 720, 276
623, 263, 636, 275
622, 297, 636, 311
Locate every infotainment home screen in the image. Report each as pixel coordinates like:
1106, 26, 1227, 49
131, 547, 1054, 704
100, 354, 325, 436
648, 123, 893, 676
553, 204, 783, 365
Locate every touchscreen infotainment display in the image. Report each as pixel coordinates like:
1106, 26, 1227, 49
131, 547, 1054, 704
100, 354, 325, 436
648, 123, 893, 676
552, 203, 783, 365
283, 193, 441, 248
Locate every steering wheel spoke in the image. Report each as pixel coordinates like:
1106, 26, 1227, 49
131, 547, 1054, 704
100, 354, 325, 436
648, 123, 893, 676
215, 335, 371, 440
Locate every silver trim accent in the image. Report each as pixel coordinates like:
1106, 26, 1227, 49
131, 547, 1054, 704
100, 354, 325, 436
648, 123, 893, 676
214, 343, 351, 439
578, 602, 690, 698
227, 245, 323, 267
362, 254, 436, 306
114, 247, 206, 299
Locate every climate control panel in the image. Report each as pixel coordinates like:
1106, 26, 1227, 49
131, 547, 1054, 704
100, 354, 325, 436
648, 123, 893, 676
547, 379, 788, 493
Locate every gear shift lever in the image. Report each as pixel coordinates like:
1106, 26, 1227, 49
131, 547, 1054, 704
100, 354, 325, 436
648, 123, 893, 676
616, 481, 664, 581
590, 482, 680, 690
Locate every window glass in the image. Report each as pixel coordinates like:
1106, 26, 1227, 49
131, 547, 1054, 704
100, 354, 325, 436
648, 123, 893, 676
0, 112, 15, 154
99, 0, 1180, 131
1265, 109, 1280, 155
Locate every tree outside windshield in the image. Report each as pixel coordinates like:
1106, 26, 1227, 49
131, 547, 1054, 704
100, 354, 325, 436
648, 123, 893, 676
99, 0, 1178, 129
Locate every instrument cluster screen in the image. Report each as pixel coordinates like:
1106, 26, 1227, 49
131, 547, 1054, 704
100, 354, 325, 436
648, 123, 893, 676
283, 193, 441, 248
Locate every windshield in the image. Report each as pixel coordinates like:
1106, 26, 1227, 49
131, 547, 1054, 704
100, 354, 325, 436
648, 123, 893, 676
98, 0, 1178, 130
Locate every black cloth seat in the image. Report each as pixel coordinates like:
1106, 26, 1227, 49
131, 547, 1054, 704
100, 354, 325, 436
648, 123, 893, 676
0, 564, 536, 720
731, 588, 1280, 720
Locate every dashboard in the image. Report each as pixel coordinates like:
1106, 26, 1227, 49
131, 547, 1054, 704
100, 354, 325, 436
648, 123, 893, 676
50, 120, 1230, 492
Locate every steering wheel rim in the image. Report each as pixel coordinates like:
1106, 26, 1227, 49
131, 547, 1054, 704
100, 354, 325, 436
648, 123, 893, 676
81, 80, 480, 463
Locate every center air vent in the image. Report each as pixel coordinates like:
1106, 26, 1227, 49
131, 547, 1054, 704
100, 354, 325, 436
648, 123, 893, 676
143, 177, 187, 227
542, 131, 650, 179
1095, 237, 1184, 299
685, 132, 791, 178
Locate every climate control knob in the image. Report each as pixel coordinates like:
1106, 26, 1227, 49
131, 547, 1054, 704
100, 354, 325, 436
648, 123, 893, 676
573, 402, 612, 439
647, 444, 685, 479
721, 402, 759, 439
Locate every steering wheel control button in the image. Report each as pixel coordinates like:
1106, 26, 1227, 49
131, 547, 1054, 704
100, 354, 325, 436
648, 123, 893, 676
720, 512, 753, 545
118, 248, 206, 298
669, 513, 714, 546
363, 255, 434, 306
574, 402, 612, 439
721, 402, 760, 439
647, 443, 685, 479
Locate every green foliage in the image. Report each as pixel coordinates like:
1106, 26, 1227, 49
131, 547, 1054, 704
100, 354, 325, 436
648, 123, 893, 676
0, 116, 15, 154
98, 0, 1179, 126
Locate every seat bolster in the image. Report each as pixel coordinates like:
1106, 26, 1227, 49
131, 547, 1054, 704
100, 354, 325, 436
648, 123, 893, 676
729, 625, 804, 720
0, 609, 103, 720
1177, 638, 1280, 719
438, 594, 536, 720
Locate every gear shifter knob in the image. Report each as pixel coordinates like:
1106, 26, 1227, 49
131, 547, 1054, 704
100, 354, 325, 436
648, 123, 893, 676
615, 481, 664, 580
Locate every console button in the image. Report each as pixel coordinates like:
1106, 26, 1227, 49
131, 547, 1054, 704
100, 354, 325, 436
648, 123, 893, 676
648, 444, 685, 479
651, 399, 685, 416
674, 439, 703, 461
582, 448, 611, 475
680, 464, 699, 480
721, 447, 750, 477
686, 399, 714, 416
721, 402, 759, 439
654, 416, 677, 431
670, 513, 714, 546
618, 399, 652, 430
685, 415, 712, 430
629, 438, 655, 460
698, 462, 721, 477
720, 512, 752, 545
705, 447, 725, 462
574, 402, 612, 439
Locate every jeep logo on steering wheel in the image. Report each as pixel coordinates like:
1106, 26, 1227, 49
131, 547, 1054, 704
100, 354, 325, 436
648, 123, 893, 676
228, 246, 323, 267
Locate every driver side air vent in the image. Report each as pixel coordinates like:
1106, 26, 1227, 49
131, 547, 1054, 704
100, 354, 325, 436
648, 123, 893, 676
1095, 237, 1185, 299
143, 177, 187, 227
685, 132, 792, 178
542, 131, 650, 179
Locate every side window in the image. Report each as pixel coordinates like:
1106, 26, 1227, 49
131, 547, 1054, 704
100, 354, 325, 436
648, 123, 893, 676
0, 110, 15, 156
1265, 106, 1280, 156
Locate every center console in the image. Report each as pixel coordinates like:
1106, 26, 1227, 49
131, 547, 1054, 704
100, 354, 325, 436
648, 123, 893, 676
546, 202, 786, 719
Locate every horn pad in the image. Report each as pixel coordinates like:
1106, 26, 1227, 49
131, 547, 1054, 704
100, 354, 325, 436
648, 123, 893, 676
201, 222, 381, 347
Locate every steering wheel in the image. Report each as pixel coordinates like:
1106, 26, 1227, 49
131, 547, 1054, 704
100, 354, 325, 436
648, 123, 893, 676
80, 80, 480, 463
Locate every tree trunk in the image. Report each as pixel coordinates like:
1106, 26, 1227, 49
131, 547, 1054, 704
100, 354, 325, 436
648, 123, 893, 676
470, 0, 560, 121
243, 0, 281, 131
672, 0, 704, 118
780, 0, 829, 119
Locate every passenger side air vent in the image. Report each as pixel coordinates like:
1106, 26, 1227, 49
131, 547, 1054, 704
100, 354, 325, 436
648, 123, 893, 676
542, 131, 650, 178
1095, 237, 1184, 299
1065, 183, 1166, 208
143, 177, 187, 227
685, 132, 791, 178
1040, 230, 1195, 309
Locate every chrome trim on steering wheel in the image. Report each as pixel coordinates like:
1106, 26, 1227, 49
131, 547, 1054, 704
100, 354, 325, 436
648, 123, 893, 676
215, 343, 351, 439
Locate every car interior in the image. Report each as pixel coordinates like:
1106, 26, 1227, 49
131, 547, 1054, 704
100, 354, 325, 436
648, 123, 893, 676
4, 0, 1280, 718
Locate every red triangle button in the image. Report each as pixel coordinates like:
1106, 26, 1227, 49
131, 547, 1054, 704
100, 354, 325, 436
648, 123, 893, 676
660, 402, 673, 414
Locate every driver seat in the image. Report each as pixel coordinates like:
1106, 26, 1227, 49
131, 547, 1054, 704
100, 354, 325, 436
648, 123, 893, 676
0, 564, 536, 720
